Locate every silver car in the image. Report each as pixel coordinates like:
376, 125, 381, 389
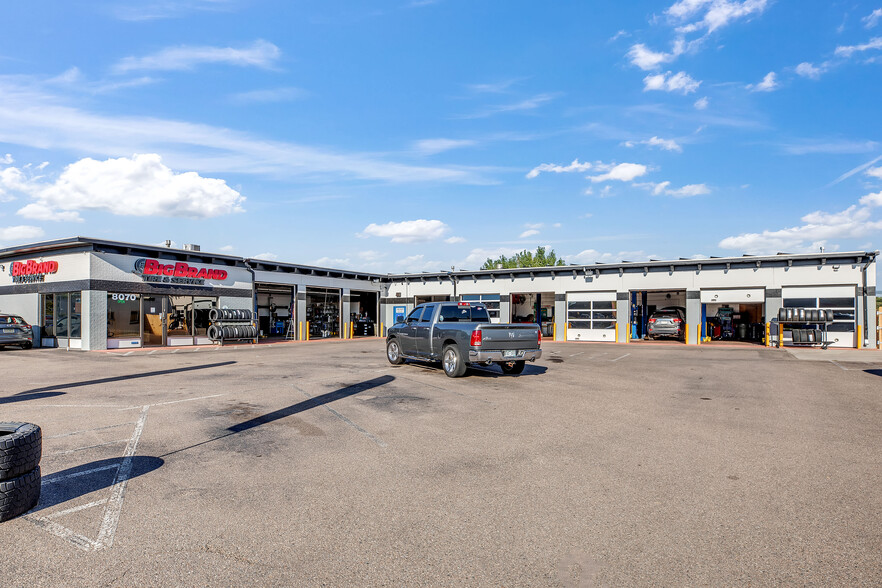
647, 307, 685, 340
0, 314, 34, 349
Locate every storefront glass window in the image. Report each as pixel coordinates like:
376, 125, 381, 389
70, 292, 82, 338
56, 293, 69, 338
42, 294, 55, 338
107, 293, 141, 338
166, 296, 192, 338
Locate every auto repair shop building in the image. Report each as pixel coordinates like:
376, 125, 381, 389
0, 237, 877, 350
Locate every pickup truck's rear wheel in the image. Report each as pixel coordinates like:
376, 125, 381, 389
442, 345, 467, 378
500, 360, 525, 375
386, 339, 405, 365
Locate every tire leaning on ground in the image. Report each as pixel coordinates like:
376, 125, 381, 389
442, 344, 467, 378
500, 360, 525, 375
0, 422, 42, 481
386, 339, 405, 365
0, 466, 41, 522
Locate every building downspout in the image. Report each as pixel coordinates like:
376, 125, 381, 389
860, 253, 875, 348
243, 260, 256, 316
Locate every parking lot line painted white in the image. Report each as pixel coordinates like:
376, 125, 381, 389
24, 515, 99, 552
95, 405, 149, 550
830, 360, 850, 371
47, 422, 138, 439
42, 463, 120, 485
44, 439, 130, 457
609, 353, 631, 362
117, 393, 226, 411
568, 352, 585, 357
123, 351, 135, 356
44, 499, 109, 520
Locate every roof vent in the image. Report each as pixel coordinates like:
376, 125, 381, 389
164, 240, 172, 248
183, 244, 201, 252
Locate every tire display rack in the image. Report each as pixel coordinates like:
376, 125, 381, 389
777, 307, 834, 349
207, 308, 258, 346
0, 422, 42, 522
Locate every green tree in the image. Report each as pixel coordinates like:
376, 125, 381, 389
481, 246, 566, 270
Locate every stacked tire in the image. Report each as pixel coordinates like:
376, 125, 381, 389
0, 422, 42, 522
207, 308, 257, 343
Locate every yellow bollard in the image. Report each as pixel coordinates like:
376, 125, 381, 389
351, 322, 354, 339
380, 322, 384, 338
306, 321, 310, 342
685, 324, 690, 345
614, 322, 618, 343
299, 321, 302, 341
778, 323, 783, 348
765, 322, 770, 347
553, 323, 557, 341
857, 325, 862, 349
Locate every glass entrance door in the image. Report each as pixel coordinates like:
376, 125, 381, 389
143, 295, 164, 346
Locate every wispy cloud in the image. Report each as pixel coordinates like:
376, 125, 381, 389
635, 180, 710, 197
112, 0, 239, 21
643, 71, 701, 94
826, 154, 882, 187
526, 159, 592, 179
694, 96, 709, 110
627, 40, 685, 71
458, 93, 558, 119
359, 219, 450, 243
0, 76, 484, 184
794, 62, 825, 80
834, 37, 882, 57
113, 40, 281, 73
0, 225, 44, 242
466, 79, 521, 93
667, 0, 770, 36
230, 87, 305, 104
863, 8, 882, 29
518, 229, 539, 238
589, 163, 648, 183
623, 136, 683, 153
413, 138, 477, 155
747, 71, 778, 92
779, 139, 878, 155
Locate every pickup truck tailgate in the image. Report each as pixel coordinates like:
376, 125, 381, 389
478, 324, 540, 349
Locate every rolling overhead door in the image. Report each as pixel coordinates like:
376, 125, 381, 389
782, 285, 856, 348
566, 291, 617, 342
700, 288, 764, 304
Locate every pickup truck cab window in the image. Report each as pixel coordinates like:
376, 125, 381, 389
418, 304, 437, 322
439, 305, 490, 323
405, 307, 423, 324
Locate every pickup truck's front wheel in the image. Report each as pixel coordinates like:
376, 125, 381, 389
442, 345, 467, 378
386, 339, 405, 365
500, 360, 525, 375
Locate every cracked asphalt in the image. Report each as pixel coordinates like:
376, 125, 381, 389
1, 340, 880, 586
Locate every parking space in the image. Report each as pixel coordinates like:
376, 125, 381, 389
1, 341, 881, 585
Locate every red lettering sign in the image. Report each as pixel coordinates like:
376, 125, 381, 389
136, 258, 227, 281
11, 260, 59, 277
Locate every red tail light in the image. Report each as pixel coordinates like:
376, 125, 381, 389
672, 318, 681, 323
538, 330, 542, 348
648, 318, 656, 323
470, 330, 482, 346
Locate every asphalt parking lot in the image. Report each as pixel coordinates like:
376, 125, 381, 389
1, 339, 881, 586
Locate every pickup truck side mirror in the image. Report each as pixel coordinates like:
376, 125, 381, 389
395, 316, 405, 324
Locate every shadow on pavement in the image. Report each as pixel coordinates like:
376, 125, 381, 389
33, 456, 164, 513
864, 369, 882, 378
17, 361, 237, 395
0, 391, 66, 405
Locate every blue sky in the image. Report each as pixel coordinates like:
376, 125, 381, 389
1, 0, 881, 279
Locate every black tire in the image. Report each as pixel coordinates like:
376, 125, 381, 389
442, 345, 467, 378
0, 423, 42, 481
386, 339, 405, 365
209, 308, 220, 322
0, 466, 41, 522
500, 360, 525, 375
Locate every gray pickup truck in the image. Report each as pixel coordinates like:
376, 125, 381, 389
385, 302, 542, 377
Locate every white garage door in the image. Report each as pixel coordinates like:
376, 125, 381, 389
700, 288, 764, 304
566, 291, 617, 342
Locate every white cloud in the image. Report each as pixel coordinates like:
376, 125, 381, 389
1, 154, 13, 164
624, 136, 683, 152
668, 0, 770, 35
230, 87, 305, 104
526, 159, 592, 179
637, 181, 711, 197
643, 71, 701, 94
112, 0, 238, 21
795, 62, 824, 80
461, 247, 521, 270
466, 79, 519, 93
590, 163, 648, 183
252, 252, 278, 261
524, 222, 544, 230
567, 249, 651, 264
0, 76, 481, 184
360, 219, 450, 243
444, 236, 466, 244
627, 40, 685, 70
835, 37, 882, 57
718, 196, 882, 254
694, 96, 709, 110
0, 225, 44, 242
219, 245, 234, 252
866, 166, 882, 179
113, 40, 281, 73
863, 8, 882, 29
413, 138, 477, 155
748, 71, 778, 92
780, 139, 878, 155
11, 154, 245, 221
518, 229, 540, 238
860, 191, 882, 207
